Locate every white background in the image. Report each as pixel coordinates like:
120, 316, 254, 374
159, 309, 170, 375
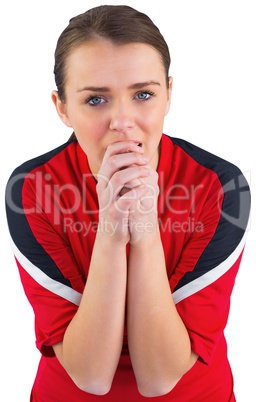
0, 0, 255, 401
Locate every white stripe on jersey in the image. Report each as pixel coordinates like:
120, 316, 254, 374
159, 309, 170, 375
172, 226, 248, 305
10, 224, 248, 308
10, 236, 82, 306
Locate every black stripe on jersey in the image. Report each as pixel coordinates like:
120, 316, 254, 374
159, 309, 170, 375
5, 140, 76, 288
168, 136, 250, 292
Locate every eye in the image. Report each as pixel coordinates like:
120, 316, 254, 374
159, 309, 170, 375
134, 91, 154, 101
86, 96, 106, 106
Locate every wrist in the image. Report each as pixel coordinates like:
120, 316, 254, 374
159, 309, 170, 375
129, 224, 161, 250
128, 213, 160, 246
96, 218, 129, 248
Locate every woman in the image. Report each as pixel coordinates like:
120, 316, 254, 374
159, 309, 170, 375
5, 5, 250, 401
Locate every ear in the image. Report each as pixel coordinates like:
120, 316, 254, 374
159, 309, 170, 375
165, 76, 173, 116
51, 91, 72, 127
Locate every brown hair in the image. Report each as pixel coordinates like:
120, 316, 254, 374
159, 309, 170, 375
53, 5, 171, 103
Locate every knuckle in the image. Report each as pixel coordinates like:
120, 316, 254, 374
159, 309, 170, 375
134, 152, 141, 162
152, 170, 159, 182
109, 155, 120, 170
112, 170, 125, 187
96, 178, 107, 193
106, 142, 116, 153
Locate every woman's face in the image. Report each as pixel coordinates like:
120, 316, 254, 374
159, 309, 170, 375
53, 39, 172, 174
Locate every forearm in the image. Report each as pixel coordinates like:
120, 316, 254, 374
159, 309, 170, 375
53, 141, 151, 394
54, 233, 127, 395
127, 234, 197, 397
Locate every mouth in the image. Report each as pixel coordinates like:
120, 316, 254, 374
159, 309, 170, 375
111, 140, 143, 149
134, 142, 142, 147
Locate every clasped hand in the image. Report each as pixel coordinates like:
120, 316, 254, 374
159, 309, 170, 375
96, 141, 159, 246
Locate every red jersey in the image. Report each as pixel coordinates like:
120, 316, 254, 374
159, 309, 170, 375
5, 134, 250, 401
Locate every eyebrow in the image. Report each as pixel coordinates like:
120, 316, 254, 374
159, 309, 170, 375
77, 81, 161, 93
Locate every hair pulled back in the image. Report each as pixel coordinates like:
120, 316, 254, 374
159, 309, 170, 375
53, 5, 171, 102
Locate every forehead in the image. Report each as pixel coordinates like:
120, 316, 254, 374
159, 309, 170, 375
65, 39, 166, 87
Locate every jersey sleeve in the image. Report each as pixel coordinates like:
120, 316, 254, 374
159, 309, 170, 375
5, 162, 84, 357
169, 165, 250, 365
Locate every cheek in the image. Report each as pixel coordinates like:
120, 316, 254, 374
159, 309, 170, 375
76, 116, 108, 159
140, 105, 166, 132
74, 110, 108, 139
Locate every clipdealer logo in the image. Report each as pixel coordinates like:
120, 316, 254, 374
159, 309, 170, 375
6, 170, 250, 232
218, 171, 251, 231
6, 171, 204, 215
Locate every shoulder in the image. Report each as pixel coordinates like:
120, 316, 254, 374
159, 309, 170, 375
5, 139, 78, 221
162, 134, 250, 231
7, 139, 77, 180
163, 134, 246, 186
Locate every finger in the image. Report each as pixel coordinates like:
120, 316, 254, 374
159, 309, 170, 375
98, 153, 149, 191
122, 177, 145, 191
115, 184, 149, 213
101, 141, 144, 168
111, 165, 150, 198
107, 140, 144, 155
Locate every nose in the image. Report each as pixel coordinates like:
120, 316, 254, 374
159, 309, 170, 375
109, 101, 135, 133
